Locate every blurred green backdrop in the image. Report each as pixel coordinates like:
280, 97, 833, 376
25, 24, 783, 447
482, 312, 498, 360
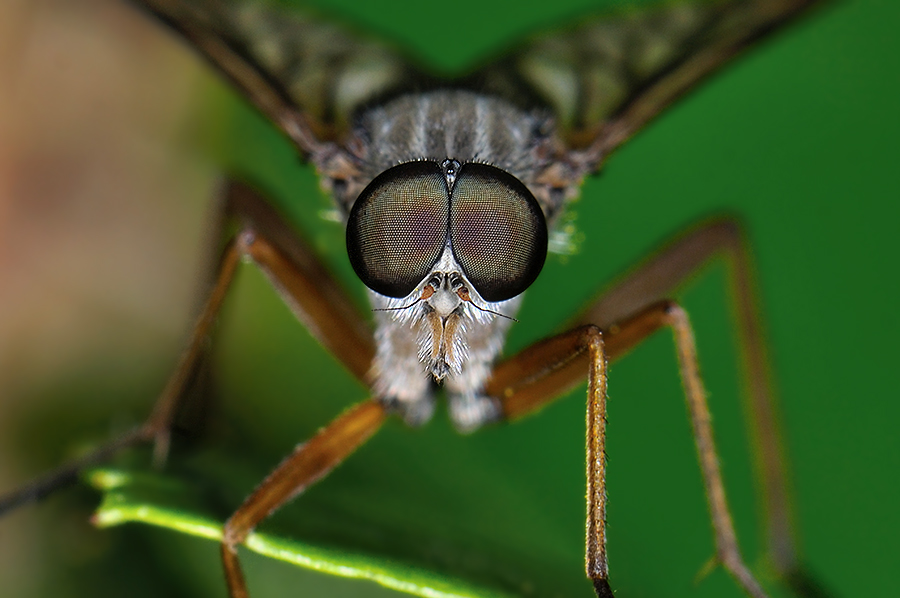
0, 0, 897, 597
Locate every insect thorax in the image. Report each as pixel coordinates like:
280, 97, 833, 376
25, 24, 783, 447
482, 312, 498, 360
325, 90, 574, 433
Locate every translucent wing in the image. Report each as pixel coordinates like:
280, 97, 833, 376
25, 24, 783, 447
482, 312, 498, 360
135, 0, 823, 171
134, 0, 428, 155
477, 0, 824, 170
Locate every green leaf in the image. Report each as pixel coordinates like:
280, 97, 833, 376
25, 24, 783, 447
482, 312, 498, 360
88, 468, 516, 598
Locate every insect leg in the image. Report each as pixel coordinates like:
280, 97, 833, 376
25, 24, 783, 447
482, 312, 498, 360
149, 178, 377, 458
220, 180, 375, 381
487, 324, 611, 595
487, 218, 831, 597
185, 181, 385, 596
571, 218, 819, 593
489, 302, 767, 598
221, 399, 386, 598
0, 180, 375, 515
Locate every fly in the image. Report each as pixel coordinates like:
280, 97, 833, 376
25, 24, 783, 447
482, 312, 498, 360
0, 1, 840, 597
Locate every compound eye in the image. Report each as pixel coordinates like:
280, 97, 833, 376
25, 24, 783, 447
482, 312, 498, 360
347, 161, 449, 298
450, 163, 547, 302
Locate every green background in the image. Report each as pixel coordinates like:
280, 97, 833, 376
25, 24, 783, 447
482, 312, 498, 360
1, 0, 897, 597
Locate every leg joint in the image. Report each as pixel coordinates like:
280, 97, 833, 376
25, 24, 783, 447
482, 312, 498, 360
222, 518, 246, 549
235, 227, 257, 254
578, 323, 604, 349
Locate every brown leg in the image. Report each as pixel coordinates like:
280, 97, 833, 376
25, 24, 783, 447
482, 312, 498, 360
221, 399, 387, 598
484, 324, 610, 594
575, 218, 810, 587
490, 301, 766, 598
487, 217, 825, 597
221, 181, 375, 382
0, 180, 375, 515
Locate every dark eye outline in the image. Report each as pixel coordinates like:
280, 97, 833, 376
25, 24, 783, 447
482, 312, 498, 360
346, 160, 548, 302
449, 163, 548, 302
345, 160, 449, 298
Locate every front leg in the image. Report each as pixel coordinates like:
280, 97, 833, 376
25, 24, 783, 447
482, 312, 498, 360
221, 399, 387, 598
489, 303, 765, 598
485, 218, 833, 597
0, 179, 375, 516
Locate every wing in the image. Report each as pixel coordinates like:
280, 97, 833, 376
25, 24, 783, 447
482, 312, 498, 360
133, 0, 824, 170
477, 0, 825, 170
132, 0, 427, 156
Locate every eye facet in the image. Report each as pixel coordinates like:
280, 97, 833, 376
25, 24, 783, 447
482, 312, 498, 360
346, 161, 449, 298
449, 163, 547, 302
